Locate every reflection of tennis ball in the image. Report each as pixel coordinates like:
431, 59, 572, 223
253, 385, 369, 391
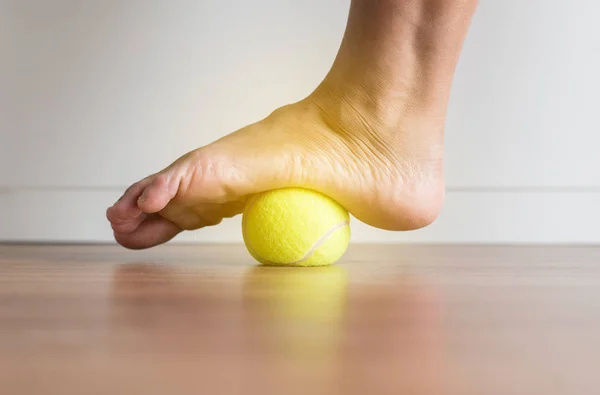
244, 265, 348, 323
242, 188, 350, 266
241, 266, 348, 375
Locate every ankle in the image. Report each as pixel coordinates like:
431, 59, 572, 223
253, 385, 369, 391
309, 76, 410, 136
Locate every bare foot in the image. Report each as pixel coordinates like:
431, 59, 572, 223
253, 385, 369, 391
106, 90, 444, 249
106, 0, 477, 249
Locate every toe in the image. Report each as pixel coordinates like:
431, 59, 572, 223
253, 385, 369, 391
106, 178, 153, 233
108, 212, 148, 234
137, 173, 178, 214
113, 215, 182, 249
108, 178, 151, 218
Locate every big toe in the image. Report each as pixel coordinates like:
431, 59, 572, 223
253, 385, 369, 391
136, 174, 178, 214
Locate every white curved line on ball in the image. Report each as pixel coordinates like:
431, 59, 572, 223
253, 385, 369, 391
289, 219, 349, 265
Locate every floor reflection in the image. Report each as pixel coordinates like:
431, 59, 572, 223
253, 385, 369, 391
339, 272, 450, 394
108, 262, 452, 394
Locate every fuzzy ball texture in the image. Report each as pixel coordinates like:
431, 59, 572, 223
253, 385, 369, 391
242, 188, 350, 266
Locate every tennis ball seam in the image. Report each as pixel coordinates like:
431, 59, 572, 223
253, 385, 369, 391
243, 218, 349, 266
287, 219, 349, 265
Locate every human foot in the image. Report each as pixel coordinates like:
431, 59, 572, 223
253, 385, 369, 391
106, 91, 445, 249
106, 0, 477, 249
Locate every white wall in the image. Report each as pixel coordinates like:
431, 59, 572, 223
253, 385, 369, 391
2, 0, 599, 244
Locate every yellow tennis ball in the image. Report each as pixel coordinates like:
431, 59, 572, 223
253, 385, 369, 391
242, 187, 350, 266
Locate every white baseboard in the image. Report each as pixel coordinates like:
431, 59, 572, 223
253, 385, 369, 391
1, 188, 598, 244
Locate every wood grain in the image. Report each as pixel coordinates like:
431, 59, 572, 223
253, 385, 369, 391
1, 244, 599, 395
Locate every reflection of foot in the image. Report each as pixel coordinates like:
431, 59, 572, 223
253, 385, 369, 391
106, 91, 445, 249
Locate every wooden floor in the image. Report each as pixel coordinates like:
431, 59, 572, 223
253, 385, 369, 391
1, 244, 599, 395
